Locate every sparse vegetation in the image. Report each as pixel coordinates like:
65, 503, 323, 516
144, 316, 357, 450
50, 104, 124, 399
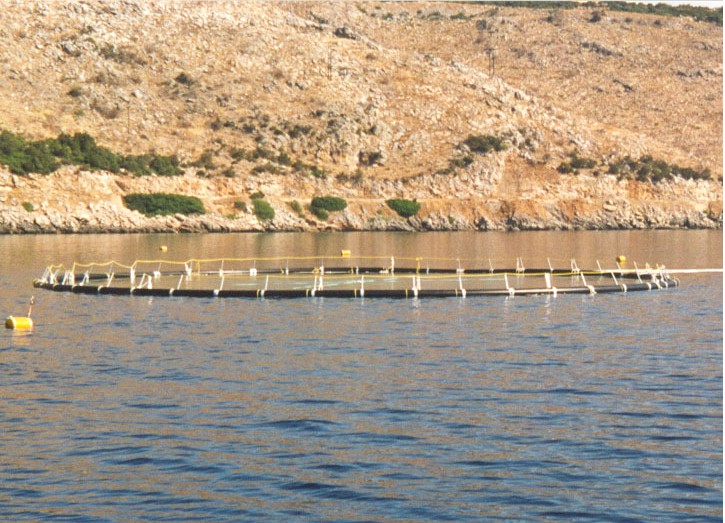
293, 159, 327, 179
607, 155, 711, 183
558, 152, 597, 174
358, 150, 383, 166
174, 72, 195, 86
474, 2, 722, 25
0, 130, 181, 176
22, 202, 34, 212
438, 155, 475, 175
386, 198, 420, 218
192, 150, 216, 171
589, 11, 603, 23
123, 193, 205, 217
336, 169, 365, 186
99, 43, 146, 65
288, 200, 305, 217
463, 135, 508, 155
252, 163, 283, 175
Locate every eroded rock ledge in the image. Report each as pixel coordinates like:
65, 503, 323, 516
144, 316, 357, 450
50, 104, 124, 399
0, 169, 720, 234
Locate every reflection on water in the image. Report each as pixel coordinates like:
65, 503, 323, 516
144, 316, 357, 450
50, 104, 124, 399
1, 230, 722, 275
0, 231, 722, 522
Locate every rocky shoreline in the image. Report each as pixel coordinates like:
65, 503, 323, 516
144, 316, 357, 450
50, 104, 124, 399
0, 171, 720, 234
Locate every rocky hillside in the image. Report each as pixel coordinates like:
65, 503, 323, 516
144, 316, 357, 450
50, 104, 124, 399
0, 0, 721, 233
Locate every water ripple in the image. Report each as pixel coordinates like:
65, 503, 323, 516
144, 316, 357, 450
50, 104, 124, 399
0, 249, 720, 523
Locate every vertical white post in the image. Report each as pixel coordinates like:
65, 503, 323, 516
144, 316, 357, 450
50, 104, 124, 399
516, 257, 524, 273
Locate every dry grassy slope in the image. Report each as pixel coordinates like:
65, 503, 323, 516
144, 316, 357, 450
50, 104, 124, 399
286, 2, 722, 174
0, 0, 721, 225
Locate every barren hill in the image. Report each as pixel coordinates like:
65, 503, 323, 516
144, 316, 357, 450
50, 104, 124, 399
0, 0, 721, 233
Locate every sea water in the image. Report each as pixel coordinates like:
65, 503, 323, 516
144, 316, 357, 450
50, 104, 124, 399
0, 231, 721, 522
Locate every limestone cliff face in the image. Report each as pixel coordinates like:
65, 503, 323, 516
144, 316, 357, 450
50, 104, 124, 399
0, 1, 721, 232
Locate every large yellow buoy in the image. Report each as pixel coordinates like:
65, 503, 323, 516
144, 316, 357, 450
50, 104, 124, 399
5, 316, 33, 330
616, 255, 627, 264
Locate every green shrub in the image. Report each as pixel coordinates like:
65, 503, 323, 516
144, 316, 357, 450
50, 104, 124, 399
230, 147, 249, 162
148, 154, 181, 176
277, 151, 292, 166
250, 191, 265, 200
386, 198, 420, 218
252, 198, 275, 221
607, 155, 711, 183
123, 193, 205, 217
309, 206, 329, 220
288, 124, 312, 138
233, 201, 247, 212
310, 166, 327, 179
22, 201, 34, 212
570, 154, 597, 170
0, 130, 181, 176
193, 150, 216, 170
0, 131, 59, 175
309, 196, 346, 220
557, 162, 574, 174
558, 152, 597, 174
462, 135, 508, 155
251, 146, 275, 161
252, 163, 282, 175
310, 196, 347, 212
289, 200, 304, 216
175, 72, 194, 86
292, 159, 327, 179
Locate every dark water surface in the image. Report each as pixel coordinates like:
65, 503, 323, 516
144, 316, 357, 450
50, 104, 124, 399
0, 231, 721, 522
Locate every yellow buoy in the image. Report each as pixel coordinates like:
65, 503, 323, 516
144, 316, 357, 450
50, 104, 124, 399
160, 245, 168, 252
340, 250, 351, 257
6, 296, 35, 330
616, 255, 627, 264
5, 316, 33, 330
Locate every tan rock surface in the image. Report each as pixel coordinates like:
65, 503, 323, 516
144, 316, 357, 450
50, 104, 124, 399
0, 1, 721, 232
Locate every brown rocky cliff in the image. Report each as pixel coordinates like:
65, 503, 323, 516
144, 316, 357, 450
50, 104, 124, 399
0, 1, 721, 232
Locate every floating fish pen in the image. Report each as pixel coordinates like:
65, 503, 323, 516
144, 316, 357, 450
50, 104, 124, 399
33, 255, 679, 299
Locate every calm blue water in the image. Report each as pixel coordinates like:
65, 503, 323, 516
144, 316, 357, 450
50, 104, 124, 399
0, 231, 722, 522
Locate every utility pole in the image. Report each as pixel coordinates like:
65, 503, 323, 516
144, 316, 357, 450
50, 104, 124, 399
486, 47, 496, 77
477, 17, 499, 78
126, 99, 131, 144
